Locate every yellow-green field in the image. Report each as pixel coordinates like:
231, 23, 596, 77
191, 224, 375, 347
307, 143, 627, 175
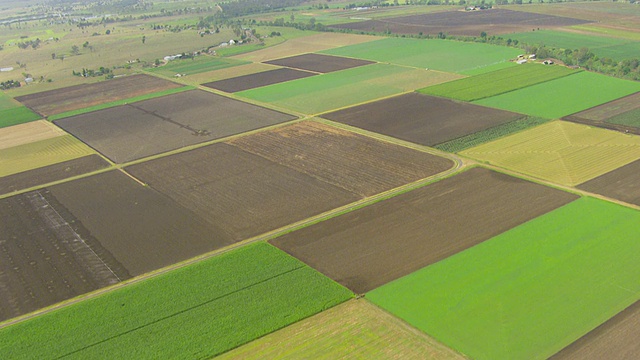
0, 135, 98, 177
461, 121, 640, 186
218, 300, 464, 360
177, 62, 278, 85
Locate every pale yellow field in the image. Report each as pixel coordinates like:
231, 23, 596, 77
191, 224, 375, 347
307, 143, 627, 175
461, 121, 640, 186
0, 120, 65, 150
179, 62, 279, 85
217, 299, 465, 360
0, 135, 96, 177
232, 32, 382, 63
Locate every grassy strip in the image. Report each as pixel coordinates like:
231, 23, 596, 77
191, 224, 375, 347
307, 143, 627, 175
368, 197, 640, 360
0, 242, 352, 359
145, 56, 249, 76
48, 86, 195, 121
419, 64, 579, 102
435, 116, 551, 153
606, 108, 640, 128
0, 107, 41, 128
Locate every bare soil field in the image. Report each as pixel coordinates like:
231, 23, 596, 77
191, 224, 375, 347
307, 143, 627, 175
14, 74, 182, 117
0, 120, 65, 150
564, 92, 640, 134
551, 300, 640, 359
47, 170, 231, 276
577, 159, 640, 206
321, 92, 523, 147
270, 167, 578, 294
329, 8, 590, 36
229, 121, 453, 197
0, 188, 130, 322
263, 54, 374, 73
126, 143, 361, 242
54, 90, 296, 163
0, 155, 109, 195
202, 68, 316, 93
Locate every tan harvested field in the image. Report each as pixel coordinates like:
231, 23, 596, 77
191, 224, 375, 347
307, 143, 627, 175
232, 32, 382, 63
218, 300, 465, 360
551, 300, 640, 360
0, 155, 109, 196
126, 143, 360, 242
13, 74, 181, 117
271, 167, 578, 294
577, 159, 640, 207
0, 120, 65, 150
177, 63, 277, 85
322, 93, 523, 147
229, 121, 454, 197
263, 53, 375, 73
202, 68, 316, 93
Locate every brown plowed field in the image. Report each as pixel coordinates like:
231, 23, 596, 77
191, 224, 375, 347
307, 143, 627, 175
329, 8, 590, 36
263, 54, 374, 73
0, 154, 110, 195
0, 188, 130, 322
577, 159, 640, 206
228, 121, 454, 197
201, 68, 316, 93
550, 300, 640, 359
54, 89, 296, 163
126, 143, 361, 242
321, 92, 523, 147
13, 74, 181, 117
271, 167, 578, 294
564, 92, 640, 135
47, 170, 231, 276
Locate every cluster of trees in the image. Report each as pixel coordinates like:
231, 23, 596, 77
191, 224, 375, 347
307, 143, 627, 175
17, 38, 41, 49
0, 80, 21, 90
72, 67, 112, 78
256, 17, 327, 32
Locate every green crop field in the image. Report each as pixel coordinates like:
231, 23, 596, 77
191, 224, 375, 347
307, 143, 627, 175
419, 64, 579, 101
0, 92, 40, 128
0, 243, 352, 359
236, 63, 461, 114
435, 116, 550, 153
0, 135, 96, 177
606, 108, 640, 128
145, 56, 249, 77
474, 71, 640, 119
368, 197, 640, 360
320, 38, 521, 74
460, 121, 640, 186
569, 25, 640, 41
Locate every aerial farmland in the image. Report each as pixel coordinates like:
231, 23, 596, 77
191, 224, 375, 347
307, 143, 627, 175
0, 0, 639, 359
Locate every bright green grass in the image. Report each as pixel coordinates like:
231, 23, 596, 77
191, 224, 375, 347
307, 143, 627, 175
594, 42, 640, 62
606, 108, 640, 128
435, 116, 551, 153
0, 242, 352, 359
145, 56, 249, 77
474, 71, 640, 119
459, 60, 516, 76
419, 64, 579, 101
48, 86, 194, 121
320, 38, 521, 74
368, 197, 640, 360
0, 106, 41, 128
237, 63, 459, 114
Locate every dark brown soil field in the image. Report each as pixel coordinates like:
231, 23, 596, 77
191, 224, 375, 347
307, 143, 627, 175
54, 89, 296, 163
47, 170, 230, 276
228, 121, 454, 197
126, 143, 361, 242
321, 92, 523, 147
263, 54, 374, 73
202, 67, 316, 92
577, 159, 640, 206
329, 8, 590, 36
0, 155, 109, 195
270, 167, 578, 294
551, 300, 640, 359
564, 92, 640, 135
0, 188, 129, 322
14, 74, 182, 117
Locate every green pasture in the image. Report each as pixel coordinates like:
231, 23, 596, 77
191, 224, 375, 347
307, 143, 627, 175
435, 116, 551, 153
474, 71, 640, 119
419, 64, 579, 101
607, 108, 640, 128
320, 38, 521, 74
237, 63, 459, 114
48, 86, 194, 121
569, 25, 640, 41
145, 56, 249, 77
368, 197, 640, 360
0, 93, 41, 128
0, 243, 352, 359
